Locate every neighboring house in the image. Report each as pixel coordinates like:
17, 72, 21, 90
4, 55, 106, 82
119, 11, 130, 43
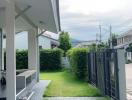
115, 29, 132, 61
39, 34, 59, 49
116, 29, 132, 48
3, 32, 59, 50
75, 40, 98, 48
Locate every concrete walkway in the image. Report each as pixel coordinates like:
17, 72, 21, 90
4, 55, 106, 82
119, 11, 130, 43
31, 80, 51, 100
126, 64, 132, 100
126, 64, 132, 94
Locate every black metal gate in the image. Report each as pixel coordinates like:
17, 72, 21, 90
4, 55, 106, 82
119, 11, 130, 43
88, 49, 120, 100
88, 52, 97, 86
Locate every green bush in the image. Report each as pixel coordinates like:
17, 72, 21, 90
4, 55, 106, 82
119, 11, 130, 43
4, 50, 28, 70
40, 49, 63, 71
16, 50, 28, 69
126, 60, 132, 64
67, 48, 88, 80
4, 49, 63, 71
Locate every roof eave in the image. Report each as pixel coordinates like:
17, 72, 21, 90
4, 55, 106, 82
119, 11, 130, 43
50, 0, 61, 33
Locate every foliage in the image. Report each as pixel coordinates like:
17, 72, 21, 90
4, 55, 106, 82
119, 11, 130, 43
126, 43, 132, 52
108, 33, 118, 47
126, 60, 132, 64
97, 42, 109, 51
40, 49, 63, 71
59, 31, 71, 54
89, 42, 109, 52
4, 50, 28, 70
16, 50, 28, 69
89, 43, 97, 52
40, 70, 101, 97
67, 48, 88, 80
4, 49, 63, 71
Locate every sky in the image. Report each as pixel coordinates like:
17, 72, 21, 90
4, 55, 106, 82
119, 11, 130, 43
5, 0, 132, 49
50, 0, 132, 41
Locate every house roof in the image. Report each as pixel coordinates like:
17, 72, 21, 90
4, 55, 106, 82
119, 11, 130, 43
41, 34, 59, 46
75, 40, 98, 47
14, 0, 61, 33
41, 34, 58, 42
0, 0, 61, 35
117, 29, 132, 38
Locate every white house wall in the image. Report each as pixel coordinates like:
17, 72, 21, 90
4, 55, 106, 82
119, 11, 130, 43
39, 36, 51, 49
3, 32, 28, 50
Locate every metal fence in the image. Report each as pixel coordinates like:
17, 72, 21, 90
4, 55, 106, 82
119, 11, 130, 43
88, 49, 120, 100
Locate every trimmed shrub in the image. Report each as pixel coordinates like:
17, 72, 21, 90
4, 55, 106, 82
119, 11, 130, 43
4, 49, 63, 71
16, 50, 28, 69
67, 48, 88, 80
40, 49, 63, 71
4, 50, 28, 70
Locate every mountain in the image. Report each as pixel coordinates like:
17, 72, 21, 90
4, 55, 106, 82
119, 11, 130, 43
70, 38, 82, 47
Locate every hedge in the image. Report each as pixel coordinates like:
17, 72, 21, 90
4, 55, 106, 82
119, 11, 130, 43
40, 49, 63, 71
4, 49, 63, 71
67, 48, 88, 80
4, 50, 28, 70
16, 50, 28, 69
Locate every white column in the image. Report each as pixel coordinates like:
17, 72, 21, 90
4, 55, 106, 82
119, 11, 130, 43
37, 28, 40, 82
5, 0, 16, 100
28, 28, 39, 82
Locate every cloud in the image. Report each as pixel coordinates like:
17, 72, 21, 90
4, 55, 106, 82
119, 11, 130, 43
60, 0, 128, 14
49, 0, 132, 41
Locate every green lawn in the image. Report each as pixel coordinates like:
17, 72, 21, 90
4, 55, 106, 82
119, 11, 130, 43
40, 70, 102, 97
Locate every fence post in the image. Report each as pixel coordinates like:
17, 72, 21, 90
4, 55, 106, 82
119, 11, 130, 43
117, 49, 126, 100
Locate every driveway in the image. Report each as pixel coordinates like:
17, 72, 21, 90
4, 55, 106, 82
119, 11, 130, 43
126, 64, 132, 95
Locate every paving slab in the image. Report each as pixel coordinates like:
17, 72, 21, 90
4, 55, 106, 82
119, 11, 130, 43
126, 64, 132, 100
31, 80, 51, 100
127, 94, 132, 100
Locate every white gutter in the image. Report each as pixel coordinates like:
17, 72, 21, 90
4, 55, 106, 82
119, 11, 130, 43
50, 0, 61, 33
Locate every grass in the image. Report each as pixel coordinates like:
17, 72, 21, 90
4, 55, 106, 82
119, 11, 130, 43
40, 70, 102, 97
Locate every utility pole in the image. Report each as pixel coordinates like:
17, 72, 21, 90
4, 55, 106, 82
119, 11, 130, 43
110, 25, 113, 48
96, 33, 98, 51
99, 25, 102, 43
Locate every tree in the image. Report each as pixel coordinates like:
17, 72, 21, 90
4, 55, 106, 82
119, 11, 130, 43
108, 33, 118, 47
89, 43, 97, 52
97, 42, 109, 51
89, 42, 109, 52
59, 31, 71, 53
112, 34, 118, 46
